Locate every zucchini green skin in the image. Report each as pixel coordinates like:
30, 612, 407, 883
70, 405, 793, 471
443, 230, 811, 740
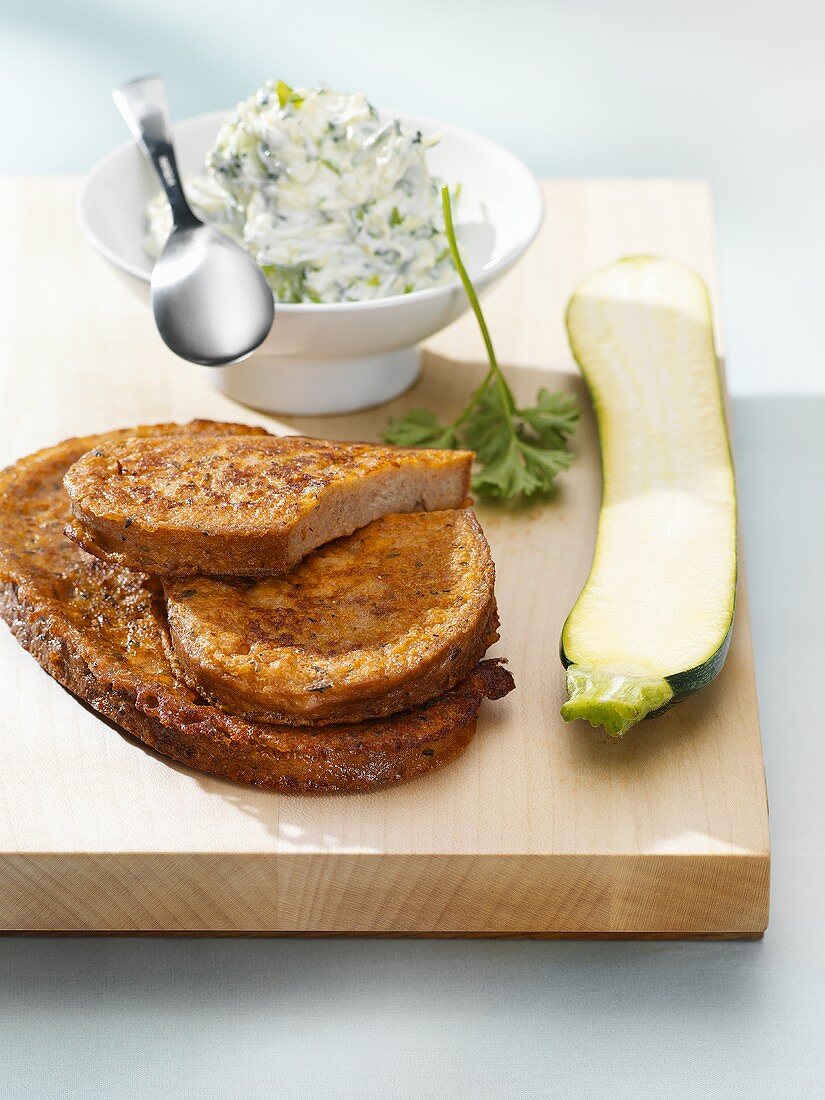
559, 622, 733, 716
560, 255, 737, 737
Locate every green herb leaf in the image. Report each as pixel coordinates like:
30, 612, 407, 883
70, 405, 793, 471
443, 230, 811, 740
381, 409, 459, 449
389, 206, 403, 227
464, 388, 574, 498
471, 435, 573, 499
276, 80, 304, 109
380, 187, 578, 500
320, 157, 341, 175
463, 386, 511, 465
518, 389, 580, 450
261, 262, 307, 303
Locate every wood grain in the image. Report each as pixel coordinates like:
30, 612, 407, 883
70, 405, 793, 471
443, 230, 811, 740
0, 178, 769, 935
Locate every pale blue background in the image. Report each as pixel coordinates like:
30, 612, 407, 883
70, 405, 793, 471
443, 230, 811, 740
2, 2, 824, 1096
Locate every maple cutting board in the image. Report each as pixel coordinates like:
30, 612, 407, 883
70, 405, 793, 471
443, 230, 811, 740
0, 178, 769, 936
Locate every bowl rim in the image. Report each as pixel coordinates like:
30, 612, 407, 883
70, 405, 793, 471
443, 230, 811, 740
77, 106, 544, 314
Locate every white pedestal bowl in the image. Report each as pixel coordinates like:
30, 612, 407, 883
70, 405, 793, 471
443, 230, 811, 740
78, 109, 543, 416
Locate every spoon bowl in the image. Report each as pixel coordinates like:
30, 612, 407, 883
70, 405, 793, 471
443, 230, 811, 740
151, 223, 274, 366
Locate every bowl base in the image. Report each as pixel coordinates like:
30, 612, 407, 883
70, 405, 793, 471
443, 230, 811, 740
207, 346, 422, 416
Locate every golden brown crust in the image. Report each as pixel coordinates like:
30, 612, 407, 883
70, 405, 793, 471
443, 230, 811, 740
63, 434, 473, 578
0, 423, 514, 794
164, 510, 499, 726
0, 581, 512, 792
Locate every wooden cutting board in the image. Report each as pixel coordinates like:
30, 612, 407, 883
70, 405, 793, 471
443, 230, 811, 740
0, 178, 769, 936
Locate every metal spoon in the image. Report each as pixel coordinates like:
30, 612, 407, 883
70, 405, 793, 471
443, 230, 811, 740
113, 75, 274, 366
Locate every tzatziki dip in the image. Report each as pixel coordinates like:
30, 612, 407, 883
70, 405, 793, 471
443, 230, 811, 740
145, 81, 455, 304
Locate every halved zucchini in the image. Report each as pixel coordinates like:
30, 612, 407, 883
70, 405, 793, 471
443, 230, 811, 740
561, 256, 736, 737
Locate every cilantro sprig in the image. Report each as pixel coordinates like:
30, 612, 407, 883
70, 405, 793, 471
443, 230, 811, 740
382, 187, 579, 499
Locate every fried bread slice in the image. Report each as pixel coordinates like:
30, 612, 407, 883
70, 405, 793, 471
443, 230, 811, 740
63, 434, 472, 577
0, 424, 514, 794
164, 510, 498, 726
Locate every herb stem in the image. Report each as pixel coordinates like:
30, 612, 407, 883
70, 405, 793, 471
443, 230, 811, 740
451, 365, 495, 430
441, 188, 517, 434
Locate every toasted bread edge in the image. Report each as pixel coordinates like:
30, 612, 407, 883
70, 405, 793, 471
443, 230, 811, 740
0, 580, 513, 794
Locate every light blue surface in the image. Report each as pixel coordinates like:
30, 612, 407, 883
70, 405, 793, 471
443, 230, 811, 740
2, 2, 824, 1095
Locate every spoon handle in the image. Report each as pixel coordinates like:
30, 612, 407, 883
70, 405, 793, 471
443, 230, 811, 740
112, 75, 199, 228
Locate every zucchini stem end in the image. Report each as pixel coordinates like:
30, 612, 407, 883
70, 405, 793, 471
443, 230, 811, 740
561, 666, 674, 737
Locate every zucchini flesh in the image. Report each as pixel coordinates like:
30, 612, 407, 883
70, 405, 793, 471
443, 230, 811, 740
561, 256, 736, 737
